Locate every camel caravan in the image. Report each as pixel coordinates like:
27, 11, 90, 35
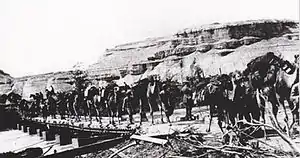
0, 52, 299, 134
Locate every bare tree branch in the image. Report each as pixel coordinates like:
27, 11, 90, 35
237, 120, 300, 155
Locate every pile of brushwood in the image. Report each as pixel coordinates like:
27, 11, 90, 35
165, 119, 300, 158
90, 119, 300, 158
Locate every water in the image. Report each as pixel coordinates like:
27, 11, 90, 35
0, 129, 75, 156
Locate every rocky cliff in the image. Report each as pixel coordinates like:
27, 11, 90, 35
1, 19, 299, 98
88, 19, 299, 81
13, 72, 74, 99
0, 70, 13, 94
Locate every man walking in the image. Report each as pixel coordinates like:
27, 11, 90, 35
159, 84, 174, 124
181, 80, 193, 120
123, 89, 134, 124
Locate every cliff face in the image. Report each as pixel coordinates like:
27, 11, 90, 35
1, 19, 299, 97
0, 70, 13, 94
88, 19, 298, 81
8, 72, 74, 99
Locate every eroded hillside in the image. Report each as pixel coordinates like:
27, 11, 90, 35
0, 70, 13, 94
88, 19, 299, 81
1, 19, 299, 97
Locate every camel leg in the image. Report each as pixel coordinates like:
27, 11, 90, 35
206, 116, 212, 132
218, 116, 224, 133
109, 110, 115, 125
165, 108, 171, 125
129, 114, 134, 124
51, 106, 56, 119
258, 95, 268, 139
148, 98, 154, 125
279, 98, 290, 135
289, 99, 299, 124
150, 112, 154, 125
85, 104, 90, 122
112, 113, 116, 125
166, 116, 171, 124
87, 103, 91, 122
159, 104, 164, 124
261, 108, 268, 139
271, 100, 279, 118
161, 110, 164, 124
139, 112, 143, 126
68, 104, 72, 119
73, 101, 80, 122
84, 105, 89, 122
94, 100, 101, 123
95, 107, 101, 123
139, 99, 143, 125
90, 105, 94, 123
268, 96, 282, 130
117, 110, 121, 124
88, 103, 92, 122
118, 105, 122, 124
108, 110, 112, 124
66, 104, 70, 119
287, 99, 298, 128
207, 107, 213, 132
52, 105, 56, 119
108, 113, 112, 125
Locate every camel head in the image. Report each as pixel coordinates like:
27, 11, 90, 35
229, 70, 243, 85
218, 74, 233, 91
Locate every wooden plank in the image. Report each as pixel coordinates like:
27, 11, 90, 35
42, 137, 125, 158
145, 131, 175, 137
78, 134, 120, 146
109, 148, 129, 158
28, 118, 134, 135
130, 135, 168, 145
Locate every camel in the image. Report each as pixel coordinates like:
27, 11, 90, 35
85, 86, 102, 123
275, 54, 299, 126
200, 74, 234, 133
146, 76, 163, 125
107, 86, 123, 125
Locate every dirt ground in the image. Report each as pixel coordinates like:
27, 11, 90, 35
79, 102, 300, 158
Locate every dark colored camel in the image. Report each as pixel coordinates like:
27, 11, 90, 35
244, 52, 299, 128
201, 74, 234, 133
132, 78, 149, 125
65, 91, 77, 119
275, 55, 299, 126
29, 94, 42, 117
45, 90, 58, 119
233, 74, 265, 122
67, 90, 86, 121
147, 76, 163, 125
0, 94, 8, 104
86, 86, 102, 123
107, 86, 123, 125
56, 92, 68, 120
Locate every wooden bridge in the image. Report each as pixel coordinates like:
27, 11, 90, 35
14, 117, 136, 157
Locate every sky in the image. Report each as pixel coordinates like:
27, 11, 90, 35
0, 0, 298, 77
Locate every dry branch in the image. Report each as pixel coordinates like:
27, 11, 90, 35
237, 120, 300, 155
108, 141, 137, 158
109, 148, 128, 158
